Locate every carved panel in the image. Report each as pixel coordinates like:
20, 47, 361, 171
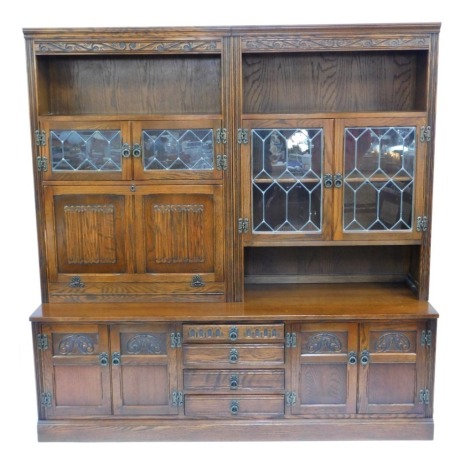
375, 332, 411, 353
56, 334, 96, 355
242, 35, 430, 51
35, 40, 221, 54
153, 204, 205, 264
306, 333, 342, 353
183, 324, 285, 342
124, 334, 166, 355
64, 205, 117, 264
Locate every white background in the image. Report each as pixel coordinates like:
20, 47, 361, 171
1, 1, 467, 463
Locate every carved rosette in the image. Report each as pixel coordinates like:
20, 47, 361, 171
58, 334, 95, 355
307, 333, 342, 353
35, 40, 221, 54
242, 36, 430, 51
126, 334, 163, 355
375, 332, 411, 352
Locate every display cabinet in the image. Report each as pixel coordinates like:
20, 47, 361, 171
25, 23, 439, 441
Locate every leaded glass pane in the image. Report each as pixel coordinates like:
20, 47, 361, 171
142, 129, 214, 171
343, 126, 416, 232
251, 128, 323, 233
50, 130, 122, 171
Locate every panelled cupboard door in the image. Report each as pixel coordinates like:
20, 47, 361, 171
132, 119, 225, 181
110, 324, 179, 416
333, 117, 427, 241
39, 119, 131, 181
291, 323, 358, 415
41, 324, 111, 418
134, 184, 224, 285
358, 321, 427, 414
241, 118, 334, 243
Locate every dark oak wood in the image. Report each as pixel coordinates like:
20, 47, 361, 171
25, 23, 440, 442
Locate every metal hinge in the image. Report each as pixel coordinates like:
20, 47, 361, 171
41, 392, 52, 407
237, 128, 248, 144
35, 129, 46, 146
37, 334, 49, 351
421, 330, 432, 347
216, 128, 227, 144
419, 389, 430, 405
286, 332, 297, 348
170, 332, 182, 348
36, 157, 48, 172
285, 392, 297, 406
172, 391, 184, 406
238, 218, 249, 234
216, 154, 228, 171
420, 126, 432, 143
416, 216, 428, 232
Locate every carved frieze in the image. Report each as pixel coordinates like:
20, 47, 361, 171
57, 334, 95, 355
126, 334, 164, 355
306, 333, 342, 353
375, 332, 411, 352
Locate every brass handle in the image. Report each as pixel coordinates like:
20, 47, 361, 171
230, 374, 239, 390
98, 352, 109, 367
132, 144, 142, 158
229, 326, 238, 341
360, 350, 370, 366
230, 400, 239, 415
348, 351, 357, 365
324, 173, 333, 188
229, 348, 239, 364
121, 143, 131, 158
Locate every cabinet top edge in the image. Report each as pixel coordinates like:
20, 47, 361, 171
23, 23, 441, 39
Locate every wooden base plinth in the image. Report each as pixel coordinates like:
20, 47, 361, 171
38, 419, 434, 442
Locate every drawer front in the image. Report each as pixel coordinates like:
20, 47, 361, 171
183, 369, 285, 392
183, 344, 285, 366
183, 324, 284, 343
184, 395, 285, 418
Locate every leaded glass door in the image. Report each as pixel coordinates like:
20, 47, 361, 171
133, 119, 224, 180
334, 117, 426, 241
39, 119, 131, 181
241, 119, 333, 242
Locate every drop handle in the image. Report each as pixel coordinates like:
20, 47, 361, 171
229, 326, 238, 341
112, 352, 121, 366
334, 173, 343, 188
229, 348, 239, 364
348, 351, 357, 365
98, 352, 109, 367
230, 374, 239, 390
360, 350, 370, 366
132, 144, 142, 158
121, 143, 131, 158
230, 400, 239, 415
324, 173, 333, 188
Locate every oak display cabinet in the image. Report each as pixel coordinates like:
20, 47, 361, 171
25, 23, 439, 441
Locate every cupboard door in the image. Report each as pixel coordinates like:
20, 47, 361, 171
135, 185, 224, 286
39, 119, 131, 181
291, 323, 358, 415
44, 186, 134, 289
358, 321, 427, 414
111, 324, 179, 416
334, 117, 426, 241
41, 324, 111, 418
241, 119, 334, 243
132, 119, 224, 181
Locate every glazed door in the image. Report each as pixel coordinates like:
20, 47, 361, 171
241, 118, 334, 243
41, 324, 111, 418
358, 321, 427, 414
111, 324, 180, 416
334, 117, 427, 241
290, 323, 358, 415
39, 119, 131, 181
132, 118, 224, 181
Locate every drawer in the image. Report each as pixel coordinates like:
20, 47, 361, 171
184, 395, 285, 418
183, 369, 285, 392
183, 324, 284, 343
183, 344, 285, 366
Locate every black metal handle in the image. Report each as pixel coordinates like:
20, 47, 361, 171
132, 143, 142, 158
348, 351, 357, 365
121, 143, 131, 158
360, 350, 370, 366
324, 173, 333, 188
99, 352, 109, 367
112, 352, 121, 366
230, 374, 239, 390
334, 173, 343, 188
229, 326, 238, 341
230, 400, 239, 415
229, 348, 239, 363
